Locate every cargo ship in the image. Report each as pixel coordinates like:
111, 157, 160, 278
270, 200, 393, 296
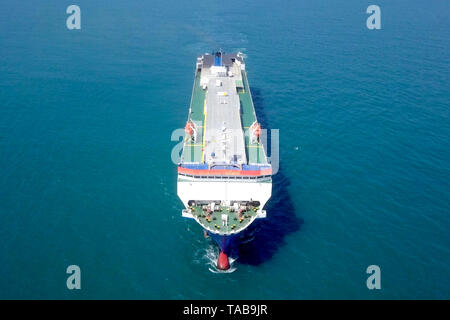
177, 52, 272, 270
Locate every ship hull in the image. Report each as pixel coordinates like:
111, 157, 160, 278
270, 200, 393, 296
177, 52, 272, 270
207, 230, 242, 255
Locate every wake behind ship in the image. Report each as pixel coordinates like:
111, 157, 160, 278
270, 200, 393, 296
177, 52, 272, 270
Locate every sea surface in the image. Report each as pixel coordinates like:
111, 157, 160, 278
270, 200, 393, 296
0, 0, 449, 299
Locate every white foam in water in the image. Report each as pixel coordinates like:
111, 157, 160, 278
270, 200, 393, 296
203, 245, 237, 273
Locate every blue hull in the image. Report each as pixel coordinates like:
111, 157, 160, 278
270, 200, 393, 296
207, 231, 242, 255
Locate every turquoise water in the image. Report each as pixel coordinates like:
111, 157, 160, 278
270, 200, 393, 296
0, 0, 449, 299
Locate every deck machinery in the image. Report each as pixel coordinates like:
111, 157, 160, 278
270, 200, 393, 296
177, 52, 272, 270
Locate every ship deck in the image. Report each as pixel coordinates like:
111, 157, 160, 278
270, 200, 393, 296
188, 204, 259, 235
181, 66, 268, 165
204, 75, 246, 165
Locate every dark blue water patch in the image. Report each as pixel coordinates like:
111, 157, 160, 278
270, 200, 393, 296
236, 170, 303, 266
235, 85, 303, 266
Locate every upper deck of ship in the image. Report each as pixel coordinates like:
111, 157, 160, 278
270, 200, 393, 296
180, 52, 269, 171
